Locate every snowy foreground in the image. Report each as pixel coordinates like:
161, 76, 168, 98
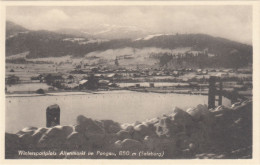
5, 100, 252, 159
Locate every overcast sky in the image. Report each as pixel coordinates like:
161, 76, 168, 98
7, 6, 252, 44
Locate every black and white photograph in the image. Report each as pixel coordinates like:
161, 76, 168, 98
2, 1, 259, 161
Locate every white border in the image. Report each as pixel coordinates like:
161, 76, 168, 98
0, 1, 259, 165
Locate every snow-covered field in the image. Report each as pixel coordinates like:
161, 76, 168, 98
5, 91, 231, 133
82, 47, 192, 66
117, 82, 190, 87
6, 83, 51, 92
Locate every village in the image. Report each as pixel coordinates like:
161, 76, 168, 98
5, 58, 252, 103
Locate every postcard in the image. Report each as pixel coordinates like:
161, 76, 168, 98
0, 1, 260, 164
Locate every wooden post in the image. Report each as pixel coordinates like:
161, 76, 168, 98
218, 79, 223, 106
208, 76, 216, 109
46, 104, 60, 127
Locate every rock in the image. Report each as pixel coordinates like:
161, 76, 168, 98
134, 124, 147, 132
38, 126, 68, 148
15, 127, 41, 149
48, 125, 73, 137
45, 126, 63, 136
114, 140, 122, 149
125, 125, 134, 133
19, 133, 35, 149
101, 120, 121, 133
132, 124, 157, 141
132, 130, 144, 141
76, 115, 88, 125
174, 133, 193, 150
146, 138, 176, 157
86, 133, 106, 149
155, 116, 173, 137
241, 100, 252, 107
74, 116, 106, 149
5, 133, 20, 158
17, 127, 38, 147
74, 124, 84, 133
121, 123, 135, 134
155, 107, 194, 138
186, 104, 209, 121
121, 139, 144, 151
104, 133, 119, 146
154, 138, 177, 157
231, 102, 241, 108
16, 127, 38, 136
66, 132, 89, 149
32, 127, 48, 137
6, 133, 20, 146
117, 130, 131, 140
135, 124, 155, 136
145, 122, 157, 132
214, 105, 227, 112
76, 115, 104, 134
146, 117, 159, 125
121, 123, 131, 130
31, 127, 48, 144
134, 121, 142, 126
232, 101, 252, 112
62, 126, 74, 137
143, 136, 161, 151
170, 107, 194, 124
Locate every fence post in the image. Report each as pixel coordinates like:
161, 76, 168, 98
218, 79, 223, 106
208, 76, 216, 109
46, 104, 60, 127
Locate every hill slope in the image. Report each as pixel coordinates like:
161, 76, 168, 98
6, 21, 29, 38
6, 21, 252, 68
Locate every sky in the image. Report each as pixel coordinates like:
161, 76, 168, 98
6, 6, 252, 44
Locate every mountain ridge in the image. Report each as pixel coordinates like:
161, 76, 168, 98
6, 21, 29, 38
6, 21, 252, 68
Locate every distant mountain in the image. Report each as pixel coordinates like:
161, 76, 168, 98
6, 21, 252, 68
6, 21, 29, 38
56, 24, 149, 40
131, 33, 252, 68
55, 28, 93, 38
6, 28, 130, 58
6, 29, 75, 57
133, 33, 252, 57
90, 24, 149, 39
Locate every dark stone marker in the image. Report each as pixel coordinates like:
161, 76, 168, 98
46, 104, 60, 127
218, 79, 223, 106
208, 76, 216, 109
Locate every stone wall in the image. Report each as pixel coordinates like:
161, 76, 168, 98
5, 100, 252, 159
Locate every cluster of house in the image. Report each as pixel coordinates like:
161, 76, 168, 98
71, 67, 197, 78
5, 64, 252, 93
29, 72, 119, 90
5, 75, 20, 85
